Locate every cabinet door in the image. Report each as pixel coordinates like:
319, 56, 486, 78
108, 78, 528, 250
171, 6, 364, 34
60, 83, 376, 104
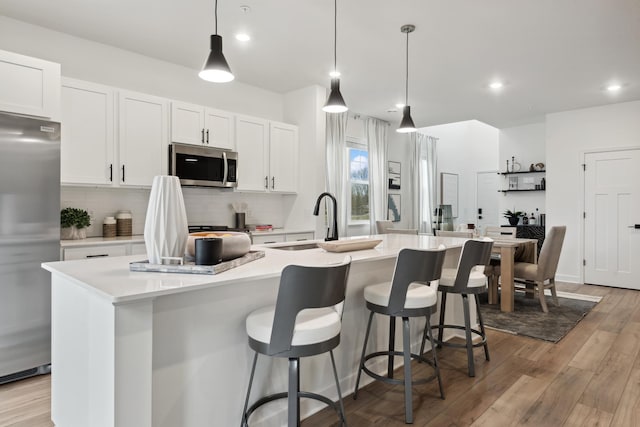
269, 122, 298, 193
205, 108, 235, 150
251, 234, 285, 244
118, 91, 168, 186
63, 245, 127, 261
61, 78, 115, 185
170, 101, 204, 145
0, 49, 60, 119
236, 115, 269, 192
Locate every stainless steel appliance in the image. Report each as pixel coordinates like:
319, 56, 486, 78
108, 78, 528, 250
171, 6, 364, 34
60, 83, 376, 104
169, 142, 238, 188
0, 112, 60, 384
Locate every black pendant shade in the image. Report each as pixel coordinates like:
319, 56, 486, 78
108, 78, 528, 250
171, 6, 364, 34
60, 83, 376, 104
199, 34, 234, 83
323, 78, 348, 113
397, 105, 417, 133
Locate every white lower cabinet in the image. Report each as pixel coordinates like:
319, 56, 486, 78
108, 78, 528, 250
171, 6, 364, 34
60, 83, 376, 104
62, 245, 128, 261
251, 234, 285, 245
285, 232, 314, 242
0, 49, 60, 119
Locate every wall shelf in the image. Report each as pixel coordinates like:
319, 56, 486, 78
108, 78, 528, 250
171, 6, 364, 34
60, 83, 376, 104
500, 169, 545, 192
498, 170, 545, 175
499, 189, 545, 193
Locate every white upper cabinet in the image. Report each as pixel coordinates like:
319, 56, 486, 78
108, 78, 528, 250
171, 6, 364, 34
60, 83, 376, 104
61, 78, 115, 185
236, 115, 269, 192
269, 122, 298, 193
236, 116, 298, 193
118, 90, 168, 186
171, 101, 234, 150
0, 49, 61, 119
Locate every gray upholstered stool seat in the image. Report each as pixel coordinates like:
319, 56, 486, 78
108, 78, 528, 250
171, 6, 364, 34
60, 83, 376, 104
241, 257, 351, 427
432, 239, 494, 378
353, 248, 447, 424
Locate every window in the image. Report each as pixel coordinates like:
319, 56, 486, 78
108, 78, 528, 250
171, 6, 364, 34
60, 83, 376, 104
347, 144, 369, 223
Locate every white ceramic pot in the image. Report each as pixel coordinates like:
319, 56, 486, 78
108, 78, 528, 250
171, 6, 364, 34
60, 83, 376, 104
186, 231, 251, 261
61, 226, 86, 240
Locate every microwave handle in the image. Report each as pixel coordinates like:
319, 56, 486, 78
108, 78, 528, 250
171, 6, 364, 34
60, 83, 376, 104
222, 151, 228, 184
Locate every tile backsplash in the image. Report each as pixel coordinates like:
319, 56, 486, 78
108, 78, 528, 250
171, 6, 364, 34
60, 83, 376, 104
61, 186, 290, 237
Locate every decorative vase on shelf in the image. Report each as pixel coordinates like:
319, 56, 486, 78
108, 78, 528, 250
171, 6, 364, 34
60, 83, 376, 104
144, 176, 188, 264
508, 217, 520, 226
60, 226, 87, 240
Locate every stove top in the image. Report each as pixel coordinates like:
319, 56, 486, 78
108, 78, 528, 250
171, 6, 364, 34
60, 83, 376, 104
188, 225, 250, 233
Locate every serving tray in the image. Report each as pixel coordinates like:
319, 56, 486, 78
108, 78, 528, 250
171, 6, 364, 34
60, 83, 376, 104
129, 250, 265, 275
317, 238, 382, 253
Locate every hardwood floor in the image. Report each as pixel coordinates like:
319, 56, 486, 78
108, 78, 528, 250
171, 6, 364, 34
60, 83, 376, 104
1, 283, 639, 427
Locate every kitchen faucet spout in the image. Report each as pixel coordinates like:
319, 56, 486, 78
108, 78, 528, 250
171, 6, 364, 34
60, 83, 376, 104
313, 192, 338, 241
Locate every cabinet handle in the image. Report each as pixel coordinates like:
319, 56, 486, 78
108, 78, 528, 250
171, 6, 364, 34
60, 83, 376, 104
86, 254, 109, 258
109, 164, 113, 182
201, 128, 205, 144
122, 165, 125, 182
265, 176, 268, 189
271, 176, 275, 190
206, 129, 209, 144
296, 238, 307, 241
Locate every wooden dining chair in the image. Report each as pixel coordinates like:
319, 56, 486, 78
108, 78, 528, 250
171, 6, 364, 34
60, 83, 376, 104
484, 226, 516, 239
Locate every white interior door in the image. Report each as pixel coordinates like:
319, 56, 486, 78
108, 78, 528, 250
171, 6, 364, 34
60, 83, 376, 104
584, 148, 640, 288
476, 171, 499, 235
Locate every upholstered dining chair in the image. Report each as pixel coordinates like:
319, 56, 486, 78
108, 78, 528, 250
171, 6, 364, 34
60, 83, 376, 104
376, 220, 418, 235
512, 226, 567, 313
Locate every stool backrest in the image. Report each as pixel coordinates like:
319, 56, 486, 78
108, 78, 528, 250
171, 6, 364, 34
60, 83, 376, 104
268, 257, 351, 355
452, 239, 494, 292
387, 248, 447, 314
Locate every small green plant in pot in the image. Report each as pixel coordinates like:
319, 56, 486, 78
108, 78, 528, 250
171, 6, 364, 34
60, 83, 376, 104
503, 209, 524, 226
60, 207, 91, 240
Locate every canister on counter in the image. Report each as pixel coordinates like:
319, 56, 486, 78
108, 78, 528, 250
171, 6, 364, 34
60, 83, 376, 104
103, 216, 116, 238
115, 210, 132, 236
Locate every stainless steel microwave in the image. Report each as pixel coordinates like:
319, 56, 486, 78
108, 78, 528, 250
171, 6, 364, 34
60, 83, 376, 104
169, 143, 238, 188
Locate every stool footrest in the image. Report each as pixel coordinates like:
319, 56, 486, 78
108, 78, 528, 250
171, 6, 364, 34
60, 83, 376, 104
244, 391, 344, 426
431, 324, 487, 348
360, 351, 437, 387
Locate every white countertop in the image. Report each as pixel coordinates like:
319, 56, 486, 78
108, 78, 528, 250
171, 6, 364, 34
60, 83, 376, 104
60, 235, 145, 248
43, 234, 465, 304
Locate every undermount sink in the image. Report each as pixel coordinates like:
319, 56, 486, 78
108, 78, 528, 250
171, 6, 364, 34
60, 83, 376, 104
269, 242, 320, 251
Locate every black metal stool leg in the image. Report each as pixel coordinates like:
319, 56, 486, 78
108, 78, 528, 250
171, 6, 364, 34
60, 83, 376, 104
402, 317, 413, 424
437, 292, 447, 348
419, 315, 429, 360
241, 352, 259, 427
461, 294, 475, 377
425, 316, 445, 399
354, 311, 374, 400
475, 294, 490, 361
388, 316, 396, 379
330, 350, 348, 427
288, 357, 300, 427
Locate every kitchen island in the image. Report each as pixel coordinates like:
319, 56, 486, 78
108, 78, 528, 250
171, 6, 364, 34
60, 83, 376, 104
42, 234, 471, 427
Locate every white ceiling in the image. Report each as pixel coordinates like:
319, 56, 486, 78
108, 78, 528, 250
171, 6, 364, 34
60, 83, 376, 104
1, 0, 639, 128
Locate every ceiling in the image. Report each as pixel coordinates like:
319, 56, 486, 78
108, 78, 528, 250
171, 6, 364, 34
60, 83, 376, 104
1, 0, 639, 128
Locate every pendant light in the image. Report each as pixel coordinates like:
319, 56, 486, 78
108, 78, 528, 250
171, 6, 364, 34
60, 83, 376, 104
323, 0, 348, 113
397, 25, 416, 133
199, 0, 234, 83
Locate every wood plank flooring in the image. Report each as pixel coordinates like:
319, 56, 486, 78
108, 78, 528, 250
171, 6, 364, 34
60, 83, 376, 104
1, 282, 639, 427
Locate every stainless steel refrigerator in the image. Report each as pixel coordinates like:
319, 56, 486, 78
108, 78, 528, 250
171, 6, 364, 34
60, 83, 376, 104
0, 111, 60, 384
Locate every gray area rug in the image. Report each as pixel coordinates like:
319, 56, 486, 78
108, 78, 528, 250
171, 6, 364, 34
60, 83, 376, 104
478, 292, 599, 343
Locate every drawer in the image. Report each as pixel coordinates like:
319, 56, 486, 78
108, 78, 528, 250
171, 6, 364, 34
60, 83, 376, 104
285, 232, 315, 242
129, 242, 147, 256
252, 234, 285, 245
63, 245, 127, 260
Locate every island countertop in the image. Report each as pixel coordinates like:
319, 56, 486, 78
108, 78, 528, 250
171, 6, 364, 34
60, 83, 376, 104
43, 234, 464, 304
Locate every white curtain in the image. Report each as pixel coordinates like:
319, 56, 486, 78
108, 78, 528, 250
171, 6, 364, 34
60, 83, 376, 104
410, 132, 438, 234
325, 112, 349, 238
366, 117, 388, 234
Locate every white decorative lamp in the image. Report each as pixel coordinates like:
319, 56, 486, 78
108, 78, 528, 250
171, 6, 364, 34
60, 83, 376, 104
144, 176, 189, 264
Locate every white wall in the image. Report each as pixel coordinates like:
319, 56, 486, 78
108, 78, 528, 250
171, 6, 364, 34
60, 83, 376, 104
423, 120, 500, 228
0, 16, 283, 121
387, 130, 413, 230
546, 100, 640, 283
499, 123, 546, 221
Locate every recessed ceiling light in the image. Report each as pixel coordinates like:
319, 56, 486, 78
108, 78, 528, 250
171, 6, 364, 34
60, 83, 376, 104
395, 103, 405, 109
607, 84, 622, 92
235, 33, 251, 42
489, 81, 503, 89
329, 70, 341, 78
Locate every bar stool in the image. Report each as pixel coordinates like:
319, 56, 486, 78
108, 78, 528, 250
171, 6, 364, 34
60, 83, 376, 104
241, 257, 351, 427
353, 248, 447, 424
432, 239, 494, 377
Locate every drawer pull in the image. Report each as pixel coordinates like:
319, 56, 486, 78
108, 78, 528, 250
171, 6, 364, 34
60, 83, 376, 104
86, 254, 109, 258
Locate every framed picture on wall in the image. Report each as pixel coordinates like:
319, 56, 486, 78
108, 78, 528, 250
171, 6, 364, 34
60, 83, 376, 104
388, 194, 401, 222
388, 161, 401, 190
440, 172, 459, 218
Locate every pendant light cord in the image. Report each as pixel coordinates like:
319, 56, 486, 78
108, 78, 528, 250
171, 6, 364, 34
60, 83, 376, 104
405, 30, 409, 105
214, 0, 218, 35
333, 0, 337, 72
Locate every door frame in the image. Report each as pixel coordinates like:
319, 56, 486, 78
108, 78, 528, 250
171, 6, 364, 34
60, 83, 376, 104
581, 145, 640, 285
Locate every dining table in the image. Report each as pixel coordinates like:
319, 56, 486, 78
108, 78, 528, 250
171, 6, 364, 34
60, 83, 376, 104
488, 238, 539, 312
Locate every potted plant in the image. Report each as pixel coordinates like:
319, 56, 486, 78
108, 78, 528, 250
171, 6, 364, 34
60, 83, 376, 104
503, 209, 524, 226
61, 207, 91, 240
